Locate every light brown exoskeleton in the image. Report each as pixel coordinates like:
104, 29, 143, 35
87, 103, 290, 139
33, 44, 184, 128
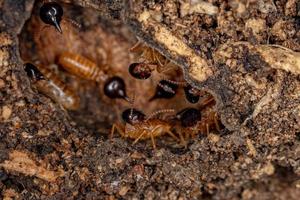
128, 41, 178, 80
58, 51, 110, 82
24, 62, 80, 110
110, 108, 183, 149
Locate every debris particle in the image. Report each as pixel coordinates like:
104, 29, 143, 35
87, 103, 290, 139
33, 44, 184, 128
0, 150, 63, 182
180, 1, 218, 17
246, 138, 257, 157
118, 185, 130, 196
2, 105, 12, 120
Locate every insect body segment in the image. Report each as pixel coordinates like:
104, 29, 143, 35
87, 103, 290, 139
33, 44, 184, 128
111, 108, 181, 149
128, 62, 153, 80
103, 76, 130, 101
24, 63, 80, 110
58, 51, 109, 82
149, 80, 178, 101
40, 2, 63, 33
24, 63, 45, 81
129, 42, 175, 80
184, 85, 200, 104
122, 108, 146, 125
176, 108, 201, 127
176, 107, 221, 139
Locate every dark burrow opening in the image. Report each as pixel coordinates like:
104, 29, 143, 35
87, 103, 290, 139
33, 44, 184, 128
18, 1, 223, 149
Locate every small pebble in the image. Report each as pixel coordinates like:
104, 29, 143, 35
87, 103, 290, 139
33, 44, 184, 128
118, 185, 130, 196
208, 133, 220, 143
2, 105, 12, 120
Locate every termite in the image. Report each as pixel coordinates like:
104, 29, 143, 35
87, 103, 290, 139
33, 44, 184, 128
58, 52, 130, 101
129, 42, 176, 80
184, 84, 216, 105
149, 79, 187, 101
24, 63, 80, 110
110, 107, 183, 149
57, 51, 110, 82
176, 106, 221, 140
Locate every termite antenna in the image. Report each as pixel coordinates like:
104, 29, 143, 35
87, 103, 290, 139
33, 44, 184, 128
129, 92, 136, 116
64, 18, 82, 30
161, 78, 187, 86
149, 80, 178, 101
146, 109, 175, 121
157, 82, 176, 94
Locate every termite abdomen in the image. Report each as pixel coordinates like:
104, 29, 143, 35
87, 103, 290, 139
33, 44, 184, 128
149, 80, 178, 101
40, 2, 63, 33
58, 52, 108, 82
184, 85, 200, 104
176, 108, 201, 127
122, 108, 146, 125
128, 62, 153, 80
103, 76, 129, 101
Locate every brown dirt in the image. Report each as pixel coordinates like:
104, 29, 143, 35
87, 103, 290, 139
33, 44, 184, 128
0, 0, 299, 199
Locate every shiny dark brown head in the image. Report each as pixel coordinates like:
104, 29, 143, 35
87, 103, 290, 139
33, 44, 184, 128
24, 63, 44, 81
176, 108, 201, 127
149, 80, 178, 101
128, 62, 152, 80
40, 2, 63, 33
184, 85, 200, 104
104, 76, 129, 101
122, 108, 145, 125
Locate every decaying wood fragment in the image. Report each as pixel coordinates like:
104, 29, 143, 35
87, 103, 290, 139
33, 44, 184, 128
137, 10, 214, 82
215, 42, 300, 75
0, 150, 64, 182
180, 0, 218, 17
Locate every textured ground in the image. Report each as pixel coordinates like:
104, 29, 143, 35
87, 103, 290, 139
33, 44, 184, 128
0, 0, 299, 199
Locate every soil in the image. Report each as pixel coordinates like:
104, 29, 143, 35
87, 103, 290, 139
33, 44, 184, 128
0, 0, 299, 199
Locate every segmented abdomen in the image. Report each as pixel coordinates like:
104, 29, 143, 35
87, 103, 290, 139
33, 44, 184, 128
37, 66, 80, 110
58, 51, 104, 81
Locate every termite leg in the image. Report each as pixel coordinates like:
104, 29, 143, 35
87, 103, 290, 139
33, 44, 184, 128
150, 130, 157, 149
156, 61, 173, 74
177, 131, 187, 148
63, 18, 81, 30
206, 123, 210, 135
110, 123, 124, 140
166, 130, 180, 142
132, 130, 147, 145
129, 41, 143, 52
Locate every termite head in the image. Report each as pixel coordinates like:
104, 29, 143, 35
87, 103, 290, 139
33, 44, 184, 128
104, 76, 130, 101
122, 108, 145, 125
128, 62, 153, 80
24, 63, 44, 81
40, 2, 63, 33
176, 108, 201, 127
184, 85, 200, 104
149, 80, 178, 101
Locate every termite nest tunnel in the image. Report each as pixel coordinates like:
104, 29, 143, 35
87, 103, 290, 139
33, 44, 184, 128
19, 1, 223, 148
